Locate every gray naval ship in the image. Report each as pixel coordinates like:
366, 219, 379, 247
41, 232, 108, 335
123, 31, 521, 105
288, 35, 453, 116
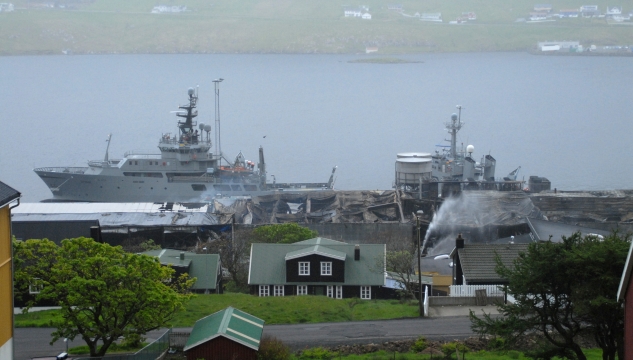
395, 105, 523, 198
35, 87, 336, 203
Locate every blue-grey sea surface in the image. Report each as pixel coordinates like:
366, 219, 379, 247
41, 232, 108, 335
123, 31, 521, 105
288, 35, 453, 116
1, 53, 632, 202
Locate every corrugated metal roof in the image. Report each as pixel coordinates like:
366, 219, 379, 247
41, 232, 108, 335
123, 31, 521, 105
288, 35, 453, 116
12, 211, 218, 228
142, 249, 220, 290
13, 202, 209, 214
0, 181, 20, 208
527, 218, 610, 242
457, 243, 529, 284
184, 307, 264, 351
249, 237, 385, 286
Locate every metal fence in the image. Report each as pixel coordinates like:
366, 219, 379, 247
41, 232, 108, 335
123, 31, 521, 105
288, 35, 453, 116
74, 329, 171, 360
449, 284, 504, 297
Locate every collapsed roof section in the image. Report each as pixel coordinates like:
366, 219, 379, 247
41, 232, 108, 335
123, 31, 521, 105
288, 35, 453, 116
209, 190, 542, 226
212, 190, 406, 224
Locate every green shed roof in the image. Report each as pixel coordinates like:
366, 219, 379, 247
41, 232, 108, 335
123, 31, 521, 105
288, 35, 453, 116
249, 237, 385, 286
141, 249, 220, 290
184, 307, 265, 351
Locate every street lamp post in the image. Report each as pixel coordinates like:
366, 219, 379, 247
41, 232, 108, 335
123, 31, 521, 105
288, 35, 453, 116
213, 78, 224, 166
415, 210, 424, 317
203, 246, 209, 294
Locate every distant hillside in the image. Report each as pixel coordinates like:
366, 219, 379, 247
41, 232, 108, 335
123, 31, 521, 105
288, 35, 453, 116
0, 0, 631, 55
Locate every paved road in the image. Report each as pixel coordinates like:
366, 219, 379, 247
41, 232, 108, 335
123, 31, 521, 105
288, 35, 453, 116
15, 310, 491, 359
262, 315, 477, 350
14, 328, 169, 360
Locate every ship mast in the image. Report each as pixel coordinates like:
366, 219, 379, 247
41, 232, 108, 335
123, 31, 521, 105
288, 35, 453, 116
176, 87, 198, 135
446, 105, 463, 159
104, 133, 112, 163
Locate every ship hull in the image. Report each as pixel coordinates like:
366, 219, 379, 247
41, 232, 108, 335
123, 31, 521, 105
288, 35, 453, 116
34, 168, 328, 202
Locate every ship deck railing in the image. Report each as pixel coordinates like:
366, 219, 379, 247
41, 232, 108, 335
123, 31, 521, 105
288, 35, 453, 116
270, 182, 331, 189
169, 175, 261, 184
88, 160, 122, 167
124, 149, 161, 157
34, 167, 87, 174
159, 138, 212, 147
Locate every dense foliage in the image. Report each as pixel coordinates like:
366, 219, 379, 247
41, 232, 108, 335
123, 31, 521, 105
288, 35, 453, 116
252, 223, 318, 244
14, 237, 191, 357
470, 232, 630, 360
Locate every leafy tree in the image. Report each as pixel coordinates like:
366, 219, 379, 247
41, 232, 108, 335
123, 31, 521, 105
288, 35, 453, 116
385, 250, 418, 300
16, 237, 190, 357
252, 223, 318, 244
470, 232, 630, 360
204, 228, 251, 291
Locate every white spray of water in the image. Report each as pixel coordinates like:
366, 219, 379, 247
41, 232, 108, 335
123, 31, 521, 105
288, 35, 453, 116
421, 194, 486, 255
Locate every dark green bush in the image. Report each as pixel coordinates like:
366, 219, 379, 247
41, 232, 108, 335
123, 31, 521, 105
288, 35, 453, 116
411, 336, 428, 352
300, 346, 336, 359
441, 342, 469, 359
258, 335, 290, 360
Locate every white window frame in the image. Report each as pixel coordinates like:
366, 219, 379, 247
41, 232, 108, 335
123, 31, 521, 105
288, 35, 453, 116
336, 285, 343, 299
327, 285, 334, 298
259, 285, 269, 297
360, 286, 371, 300
29, 278, 44, 294
321, 261, 332, 276
299, 261, 310, 276
297, 285, 308, 295
274, 285, 284, 297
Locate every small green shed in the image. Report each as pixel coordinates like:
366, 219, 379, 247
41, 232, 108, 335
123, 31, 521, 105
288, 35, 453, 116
184, 307, 265, 360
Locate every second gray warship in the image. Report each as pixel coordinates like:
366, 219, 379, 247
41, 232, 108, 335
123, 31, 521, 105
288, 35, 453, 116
34, 87, 336, 203
395, 105, 524, 198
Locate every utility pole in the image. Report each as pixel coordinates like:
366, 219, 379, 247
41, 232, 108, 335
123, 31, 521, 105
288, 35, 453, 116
415, 210, 424, 317
213, 78, 224, 166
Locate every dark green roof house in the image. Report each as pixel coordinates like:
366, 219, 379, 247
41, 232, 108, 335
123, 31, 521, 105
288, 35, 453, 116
248, 237, 387, 299
450, 235, 529, 285
141, 249, 222, 294
184, 306, 264, 360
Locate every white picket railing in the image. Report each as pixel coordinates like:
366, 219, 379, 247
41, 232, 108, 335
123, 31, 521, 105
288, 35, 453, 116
449, 284, 504, 297
423, 286, 429, 316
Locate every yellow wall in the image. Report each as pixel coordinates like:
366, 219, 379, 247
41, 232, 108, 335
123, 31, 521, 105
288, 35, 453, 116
423, 272, 453, 293
0, 205, 13, 354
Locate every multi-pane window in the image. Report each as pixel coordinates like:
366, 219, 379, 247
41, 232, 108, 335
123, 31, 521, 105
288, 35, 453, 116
274, 285, 284, 297
299, 262, 310, 276
29, 278, 43, 294
321, 261, 332, 276
360, 286, 371, 300
336, 285, 343, 299
327, 285, 334, 298
297, 285, 308, 295
259, 285, 269, 297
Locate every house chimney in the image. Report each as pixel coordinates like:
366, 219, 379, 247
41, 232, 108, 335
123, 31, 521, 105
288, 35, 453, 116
180, 252, 185, 260
354, 244, 360, 261
90, 225, 101, 243
456, 233, 465, 249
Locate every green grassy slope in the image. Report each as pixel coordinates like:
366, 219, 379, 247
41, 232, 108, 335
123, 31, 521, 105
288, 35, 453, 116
0, 0, 631, 54
14, 294, 420, 327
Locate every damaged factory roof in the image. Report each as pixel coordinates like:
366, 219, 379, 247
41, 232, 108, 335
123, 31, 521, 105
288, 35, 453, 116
11, 202, 218, 228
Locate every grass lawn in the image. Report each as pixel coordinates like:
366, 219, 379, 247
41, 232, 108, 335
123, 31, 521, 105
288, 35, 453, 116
171, 293, 419, 327
309, 348, 605, 359
14, 293, 420, 328
1, 0, 631, 54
